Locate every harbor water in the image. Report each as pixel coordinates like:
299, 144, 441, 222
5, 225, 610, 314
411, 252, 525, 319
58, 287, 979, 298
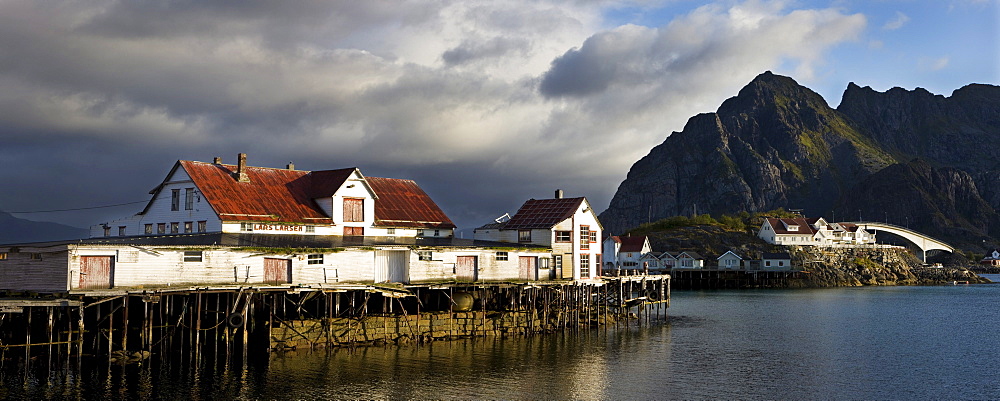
4, 278, 1000, 399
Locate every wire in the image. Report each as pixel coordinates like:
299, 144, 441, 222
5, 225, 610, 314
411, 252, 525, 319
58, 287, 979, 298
6, 200, 148, 214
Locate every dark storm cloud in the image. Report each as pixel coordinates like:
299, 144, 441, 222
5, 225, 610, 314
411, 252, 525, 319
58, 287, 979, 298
0, 0, 868, 233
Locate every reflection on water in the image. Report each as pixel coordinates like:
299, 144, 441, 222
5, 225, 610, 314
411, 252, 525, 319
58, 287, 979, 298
5, 284, 1000, 399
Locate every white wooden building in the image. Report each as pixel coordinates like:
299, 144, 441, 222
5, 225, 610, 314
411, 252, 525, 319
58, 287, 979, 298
717, 250, 744, 270
758, 217, 876, 247
602, 235, 651, 270
473, 190, 603, 280
674, 251, 704, 269
0, 235, 553, 293
761, 252, 793, 271
91, 154, 456, 239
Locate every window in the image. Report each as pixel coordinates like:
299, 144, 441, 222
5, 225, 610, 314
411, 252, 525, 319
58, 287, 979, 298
343, 198, 364, 222
580, 254, 590, 278
144, 224, 153, 234
580, 226, 590, 250
589, 231, 597, 243
241, 222, 253, 232
184, 222, 193, 233
171, 189, 180, 211
118, 226, 126, 236
307, 254, 323, 265
183, 251, 202, 262
539, 258, 550, 269
30, 253, 43, 260
170, 222, 179, 234
198, 221, 207, 232
305, 225, 314, 233
554, 255, 562, 273
103, 226, 110, 237
434, 229, 440, 237
157, 223, 166, 234
766, 261, 772, 267
496, 251, 509, 261
556, 231, 572, 242
0, 252, 7, 260
519, 230, 531, 243
184, 188, 195, 210
418, 251, 432, 261
387, 228, 395, 235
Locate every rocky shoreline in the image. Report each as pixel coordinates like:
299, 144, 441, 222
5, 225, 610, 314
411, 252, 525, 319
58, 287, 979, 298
786, 246, 990, 287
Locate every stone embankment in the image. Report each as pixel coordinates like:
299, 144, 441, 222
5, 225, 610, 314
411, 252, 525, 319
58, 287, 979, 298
787, 246, 989, 287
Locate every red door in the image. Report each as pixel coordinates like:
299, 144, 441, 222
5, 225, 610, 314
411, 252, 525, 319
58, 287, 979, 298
519, 256, 536, 280
456, 256, 477, 281
264, 258, 291, 284
344, 226, 364, 236
80, 256, 114, 289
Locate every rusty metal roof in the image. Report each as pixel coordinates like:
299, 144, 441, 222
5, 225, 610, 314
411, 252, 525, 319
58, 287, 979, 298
181, 160, 330, 223
162, 160, 452, 227
367, 177, 456, 229
503, 197, 585, 230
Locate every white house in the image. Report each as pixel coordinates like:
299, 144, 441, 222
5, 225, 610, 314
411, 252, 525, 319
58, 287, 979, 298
638, 252, 668, 274
91, 154, 456, 239
602, 235, 651, 270
675, 251, 704, 269
758, 217, 876, 247
717, 250, 743, 270
761, 252, 793, 271
474, 190, 603, 280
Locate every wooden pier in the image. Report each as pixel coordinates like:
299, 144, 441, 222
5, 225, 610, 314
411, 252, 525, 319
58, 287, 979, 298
0, 277, 668, 370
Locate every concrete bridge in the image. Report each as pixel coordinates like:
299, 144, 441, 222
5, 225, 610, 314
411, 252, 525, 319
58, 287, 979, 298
845, 221, 954, 262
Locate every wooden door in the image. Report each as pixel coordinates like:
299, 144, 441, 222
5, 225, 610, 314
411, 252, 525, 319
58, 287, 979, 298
518, 256, 536, 280
344, 226, 364, 236
456, 256, 477, 281
343, 198, 364, 222
264, 258, 291, 284
80, 256, 114, 289
375, 250, 409, 283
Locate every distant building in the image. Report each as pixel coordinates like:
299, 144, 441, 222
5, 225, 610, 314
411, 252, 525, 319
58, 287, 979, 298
758, 217, 876, 247
474, 190, 603, 280
981, 250, 1000, 266
602, 235, 651, 271
761, 252, 793, 271
675, 251, 704, 269
717, 250, 743, 270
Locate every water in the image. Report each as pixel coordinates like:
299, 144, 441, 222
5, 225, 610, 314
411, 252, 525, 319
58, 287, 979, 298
5, 280, 1000, 399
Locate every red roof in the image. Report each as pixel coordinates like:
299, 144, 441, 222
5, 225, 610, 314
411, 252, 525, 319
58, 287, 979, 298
503, 198, 585, 230
146, 160, 453, 228
765, 217, 818, 235
366, 177, 455, 229
618, 235, 648, 252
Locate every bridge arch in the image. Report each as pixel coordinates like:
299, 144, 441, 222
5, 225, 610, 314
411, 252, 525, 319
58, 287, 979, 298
845, 222, 954, 263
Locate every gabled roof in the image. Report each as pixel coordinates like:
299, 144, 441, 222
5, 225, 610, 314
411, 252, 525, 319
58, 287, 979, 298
619, 235, 648, 253
503, 197, 586, 230
765, 217, 819, 235
366, 177, 455, 229
142, 159, 453, 227
717, 250, 743, 260
678, 251, 702, 259
173, 160, 330, 223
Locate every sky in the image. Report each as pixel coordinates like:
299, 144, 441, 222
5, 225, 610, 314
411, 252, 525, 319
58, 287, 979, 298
0, 0, 997, 234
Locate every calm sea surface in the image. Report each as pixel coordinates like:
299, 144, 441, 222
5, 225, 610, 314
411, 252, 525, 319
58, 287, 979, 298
5, 277, 1000, 400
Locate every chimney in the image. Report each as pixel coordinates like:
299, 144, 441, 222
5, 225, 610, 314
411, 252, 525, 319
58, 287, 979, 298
213, 156, 222, 165
555, 189, 563, 199
233, 153, 250, 182
286, 162, 295, 170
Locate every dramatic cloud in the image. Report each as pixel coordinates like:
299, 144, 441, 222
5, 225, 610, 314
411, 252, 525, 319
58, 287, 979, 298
0, 0, 868, 231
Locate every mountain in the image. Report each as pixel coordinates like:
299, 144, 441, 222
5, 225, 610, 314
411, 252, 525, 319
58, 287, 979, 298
0, 211, 88, 244
600, 72, 1000, 251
